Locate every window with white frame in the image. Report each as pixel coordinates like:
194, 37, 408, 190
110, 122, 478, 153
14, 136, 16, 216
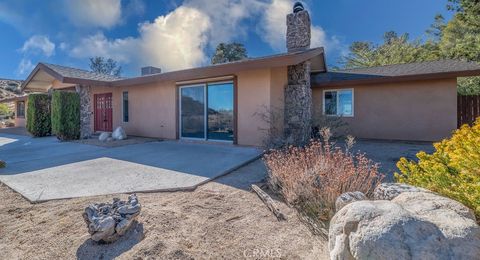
323, 89, 353, 117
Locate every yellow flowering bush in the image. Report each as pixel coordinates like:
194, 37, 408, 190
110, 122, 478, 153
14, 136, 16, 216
395, 118, 480, 219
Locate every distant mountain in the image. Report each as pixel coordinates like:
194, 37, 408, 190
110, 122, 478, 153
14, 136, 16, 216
0, 79, 24, 101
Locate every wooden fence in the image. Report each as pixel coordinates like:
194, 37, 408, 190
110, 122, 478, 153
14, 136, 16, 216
458, 95, 480, 127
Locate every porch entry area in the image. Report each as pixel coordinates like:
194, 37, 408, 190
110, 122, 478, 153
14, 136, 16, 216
94, 93, 113, 132
179, 82, 234, 142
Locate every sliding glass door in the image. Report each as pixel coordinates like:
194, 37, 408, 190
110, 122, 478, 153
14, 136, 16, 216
180, 85, 205, 138
207, 83, 234, 141
180, 82, 234, 142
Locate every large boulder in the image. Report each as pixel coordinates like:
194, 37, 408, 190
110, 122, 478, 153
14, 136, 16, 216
373, 183, 431, 200
329, 190, 480, 260
392, 192, 479, 259
112, 126, 127, 140
335, 191, 366, 212
98, 132, 110, 142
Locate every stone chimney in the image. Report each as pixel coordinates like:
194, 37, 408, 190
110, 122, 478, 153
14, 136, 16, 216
141, 66, 162, 76
286, 2, 311, 53
284, 2, 312, 146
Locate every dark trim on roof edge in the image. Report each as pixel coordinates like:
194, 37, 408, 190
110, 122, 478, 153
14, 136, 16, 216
312, 69, 480, 88
21, 63, 64, 90
22, 48, 324, 89
110, 47, 324, 87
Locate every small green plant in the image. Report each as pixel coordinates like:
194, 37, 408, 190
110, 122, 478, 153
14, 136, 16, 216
26, 93, 51, 137
0, 160, 5, 168
0, 103, 10, 115
51, 91, 80, 140
396, 118, 480, 219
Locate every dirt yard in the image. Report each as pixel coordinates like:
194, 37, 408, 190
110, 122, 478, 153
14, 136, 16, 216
0, 160, 328, 259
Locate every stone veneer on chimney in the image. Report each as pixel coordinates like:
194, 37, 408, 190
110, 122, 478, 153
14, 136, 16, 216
284, 2, 312, 145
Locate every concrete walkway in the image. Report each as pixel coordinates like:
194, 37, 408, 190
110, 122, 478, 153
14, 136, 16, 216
0, 133, 261, 202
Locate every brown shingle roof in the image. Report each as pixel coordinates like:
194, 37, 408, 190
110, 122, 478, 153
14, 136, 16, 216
41, 63, 123, 82
312, 59, 480, 87
22, 48, 325, 89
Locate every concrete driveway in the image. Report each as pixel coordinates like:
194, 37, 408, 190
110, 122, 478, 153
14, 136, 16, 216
0, 133, 261, 202
347, 139, 434, 181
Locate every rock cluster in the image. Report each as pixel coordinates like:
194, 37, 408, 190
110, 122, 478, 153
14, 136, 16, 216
329, 183, 480, 260
75, 85, 92, 139
98, 132, 110, 142
82, 194, 141, 243
98, 126, 127, 142
112, 126, 127, 140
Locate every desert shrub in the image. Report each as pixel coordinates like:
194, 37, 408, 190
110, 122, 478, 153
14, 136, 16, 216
396, 118, 480, 219
254, 105, 286, 149
263, 128, 383, 225
51, 91, 80, 140
26, 93, 51, 137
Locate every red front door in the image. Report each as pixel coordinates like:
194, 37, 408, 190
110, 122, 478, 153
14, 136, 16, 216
94, 93, 113, 132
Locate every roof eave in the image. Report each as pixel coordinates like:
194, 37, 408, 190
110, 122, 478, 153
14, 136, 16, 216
112, 47, 325, 87
62, 77, 113, 86
0, 95, 28, 103
312, 69, 480, 87
21, 63, 65, 90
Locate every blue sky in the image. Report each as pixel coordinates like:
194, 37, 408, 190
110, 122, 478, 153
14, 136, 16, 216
0, 0, 452, 80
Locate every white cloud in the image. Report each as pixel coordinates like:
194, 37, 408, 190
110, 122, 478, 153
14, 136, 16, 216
258, 0, 331, 51
70, 6, 211, 72
68, 0, 340, 74
258, 0, 292, 51
65, 0, 122, 28
16, 58, 34, 76
21, 35, 55, 57
70, 33, 138, 63
183, 0, 260, 47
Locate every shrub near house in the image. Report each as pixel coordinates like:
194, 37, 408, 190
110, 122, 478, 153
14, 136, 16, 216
396, 118, 480, 219
264, 128, 383, 224
26, 93, 51, 137
51, 91, 81, 140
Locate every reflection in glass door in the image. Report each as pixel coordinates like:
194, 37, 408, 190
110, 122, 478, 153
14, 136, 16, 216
207, 83, 234, 141
180, 85, 205, 138
179, 82, 234, 142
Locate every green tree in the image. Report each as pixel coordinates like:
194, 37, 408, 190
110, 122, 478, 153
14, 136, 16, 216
0, 103, 10, 115
211, 43, 248, 64
441, 0, 480, 94
341, 0, 480, 94
89, 56, 122, 76
341, 31, 439, 69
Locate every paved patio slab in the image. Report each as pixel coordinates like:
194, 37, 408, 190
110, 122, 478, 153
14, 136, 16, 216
0, 134, 261, 202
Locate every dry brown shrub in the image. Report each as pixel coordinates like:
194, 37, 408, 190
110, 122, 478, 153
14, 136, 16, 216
263, 128, 383, 224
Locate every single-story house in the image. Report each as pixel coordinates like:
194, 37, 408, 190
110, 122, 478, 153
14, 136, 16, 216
13, 3, 480, 146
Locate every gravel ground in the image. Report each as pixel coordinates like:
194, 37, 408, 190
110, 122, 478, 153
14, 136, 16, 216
0, 160, 328, 259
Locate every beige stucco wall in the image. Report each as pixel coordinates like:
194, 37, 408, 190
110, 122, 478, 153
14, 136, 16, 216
236, 67, 287, 146
312, 78, 458, 141
89, 82, 177, 140
88, 67, 288, 146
